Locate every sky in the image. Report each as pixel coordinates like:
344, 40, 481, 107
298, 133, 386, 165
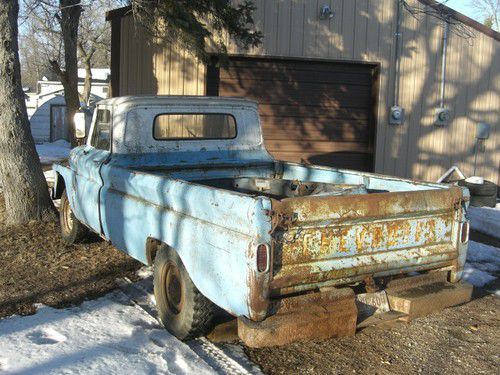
438, 0, 479, 21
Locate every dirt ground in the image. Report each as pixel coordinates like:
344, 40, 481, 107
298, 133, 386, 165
0, 195, 141, 318
246, 294, 499, 374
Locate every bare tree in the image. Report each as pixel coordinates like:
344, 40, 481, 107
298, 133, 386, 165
19, 33, 50, 91
21, 0, 119, 107
403, 0, 476, 39
470, 0, 499, 30
0, 0, 55, 225
20, 0, 82, 146
77, 0, 117, 105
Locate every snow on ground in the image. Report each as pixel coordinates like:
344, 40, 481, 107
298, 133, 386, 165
0, 291, 214, 375
468, 203, 500, 240
36, 140, 71, 165
463, 241, 500, 292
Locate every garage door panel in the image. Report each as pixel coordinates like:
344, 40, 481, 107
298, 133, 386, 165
259, 106, 370, 120
261, 121, 371, 143
209, 57, 376, 171
221, 85, 371, 108
225, 59, 372, 74
220, 81, 371, 103
266, 140, 372, 154
219, 72, 373, 86
270, 151, 374, 172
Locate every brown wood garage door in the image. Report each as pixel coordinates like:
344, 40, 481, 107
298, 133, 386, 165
206, 57, 378, 172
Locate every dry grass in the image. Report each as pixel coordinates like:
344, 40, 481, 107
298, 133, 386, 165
0, 195, 141, 318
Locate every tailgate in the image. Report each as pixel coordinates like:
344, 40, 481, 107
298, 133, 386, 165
270, 187, 464, 294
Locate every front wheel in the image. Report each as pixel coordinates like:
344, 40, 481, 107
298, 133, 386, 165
60, 189, 89, 244
153, 246, 216, 340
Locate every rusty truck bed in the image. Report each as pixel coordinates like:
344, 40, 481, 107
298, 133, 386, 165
269, 187, 465, 296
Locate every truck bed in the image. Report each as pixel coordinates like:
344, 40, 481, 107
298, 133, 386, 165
142, 161, 467, 298
197, 164, 466, 295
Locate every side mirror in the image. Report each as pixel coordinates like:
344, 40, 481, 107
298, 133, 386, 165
74, 112, 86, 139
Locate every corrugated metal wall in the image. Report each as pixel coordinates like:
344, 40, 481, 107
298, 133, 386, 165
117, 0, 499, 183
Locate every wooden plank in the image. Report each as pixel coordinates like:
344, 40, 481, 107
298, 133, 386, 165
269, 151, 374, 171
365, 0, 381, 62
262, 124, 372, 143
258, 105, 370, 119
373, 0, 393, 174
263, 0, 279, 54
395, 4, 417, 178
224, 58, 372, 73
119, 17, 128, 95
341, 0, 356, 59
289, 0, 305, 56
277, 0, 292, 56
354, 0, 369, 60
303, 0, 319, 57
328, 0, 344, 58
221, 83, 371, 103
405, 9, 429, 179
265, 140, 372, 153
380, 0, 396, 176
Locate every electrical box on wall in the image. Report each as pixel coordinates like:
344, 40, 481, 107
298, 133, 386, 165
434, 108, 451, 126
476, 122, 490, 140
389, 106, 405, 125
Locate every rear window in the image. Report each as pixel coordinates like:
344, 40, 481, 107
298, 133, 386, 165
153, 113, 237, 140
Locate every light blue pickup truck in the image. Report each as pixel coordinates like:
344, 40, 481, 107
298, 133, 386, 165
53, 96, 470, 341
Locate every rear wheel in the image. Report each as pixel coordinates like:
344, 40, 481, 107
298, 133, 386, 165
153, 246, 216, 340
60, 189, 89, 244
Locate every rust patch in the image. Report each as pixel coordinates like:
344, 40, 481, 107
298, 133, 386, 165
268, 187, 463, 297
275, 187, 463, 224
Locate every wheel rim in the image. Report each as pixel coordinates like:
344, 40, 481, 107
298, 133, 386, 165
62, 198, 74, 233
164, 262, 183, 315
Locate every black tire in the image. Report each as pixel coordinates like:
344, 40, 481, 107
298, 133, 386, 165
153, 246, 216, 340
459, 179, 498, 196
60, 189, 89, 244
470, 194, 497, 208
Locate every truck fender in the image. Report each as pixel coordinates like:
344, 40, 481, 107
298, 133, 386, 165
51, 166, 74, 200
145, 237, 161, 265
52, 172, 66, 200
145, 238, 246, 318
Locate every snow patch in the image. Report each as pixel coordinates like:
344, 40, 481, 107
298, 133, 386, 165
36, 140, 71, 164
27, 327, 67, 345
468, 204, 500, 240
136, 266, 153, 279
0, 291, 214, 375
464, 241, 500, 290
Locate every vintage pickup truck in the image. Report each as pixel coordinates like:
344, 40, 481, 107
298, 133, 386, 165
52, 96, 470, 344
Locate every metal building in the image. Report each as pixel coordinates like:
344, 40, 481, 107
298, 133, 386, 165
106, 0, 499, 184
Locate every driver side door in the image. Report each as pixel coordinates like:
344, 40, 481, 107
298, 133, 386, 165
69, 107, 112, 234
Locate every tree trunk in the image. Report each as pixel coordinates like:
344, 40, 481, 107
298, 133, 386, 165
59, 0, 82, 147
78, 42, 95, 106
0, 0, 55, 225
81, 62, 92, 106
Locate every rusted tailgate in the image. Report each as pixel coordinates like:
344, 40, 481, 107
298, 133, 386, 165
270, 187, 463, 295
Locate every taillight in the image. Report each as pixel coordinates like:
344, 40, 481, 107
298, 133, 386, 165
256, 244, 269, 272
461, 221, 469, 243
